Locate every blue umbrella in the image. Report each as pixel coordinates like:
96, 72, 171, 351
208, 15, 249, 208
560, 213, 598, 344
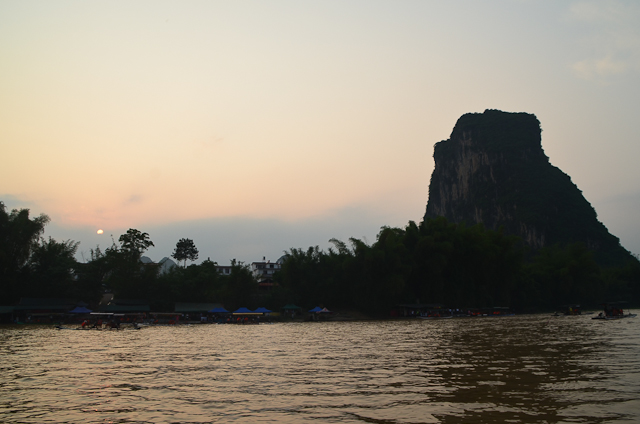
308, 306, 322, 313
233, 307, 254, 314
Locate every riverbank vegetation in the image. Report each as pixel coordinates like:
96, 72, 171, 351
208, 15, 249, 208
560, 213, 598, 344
2, 201, 639, 314
274, 218, 640, 315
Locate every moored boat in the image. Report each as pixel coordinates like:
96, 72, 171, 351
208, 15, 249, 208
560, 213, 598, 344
592, 312, 637, 320
592, 302, 636, 320
417, 305, 453, 319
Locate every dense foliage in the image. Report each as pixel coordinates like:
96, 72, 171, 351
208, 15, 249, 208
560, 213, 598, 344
1, 200, 639, 314
274, 218, 640, 315
152, 259, 255, 311
1, 202, 51, 302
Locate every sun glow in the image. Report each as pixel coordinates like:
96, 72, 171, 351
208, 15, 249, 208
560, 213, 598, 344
97, 229, 104, 234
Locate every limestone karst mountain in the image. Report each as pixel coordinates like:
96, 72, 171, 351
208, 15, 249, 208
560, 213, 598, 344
140, 256, 177, 274
424, 109, 631, 265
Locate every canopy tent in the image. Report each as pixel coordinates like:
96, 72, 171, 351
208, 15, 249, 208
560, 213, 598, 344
309, 306, 331, 313
209, 307, 230, 313
69, 306, 93, 314
234, 307, 252, 313
253, 307, 272, 314
175, 302, 223, 313
282, 304, 301, 310
232, 307, 261, 315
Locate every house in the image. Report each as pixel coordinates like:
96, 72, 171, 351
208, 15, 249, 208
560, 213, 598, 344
250, 256, 286, 290
216, 265, 233, 276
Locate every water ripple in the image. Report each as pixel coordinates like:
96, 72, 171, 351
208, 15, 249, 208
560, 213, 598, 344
1, 315, 639, 423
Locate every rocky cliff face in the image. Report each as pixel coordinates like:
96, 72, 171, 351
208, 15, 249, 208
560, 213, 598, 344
424, 109, 629, 264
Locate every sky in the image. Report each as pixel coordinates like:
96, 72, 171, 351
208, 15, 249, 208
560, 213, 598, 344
2, 0, 640, 264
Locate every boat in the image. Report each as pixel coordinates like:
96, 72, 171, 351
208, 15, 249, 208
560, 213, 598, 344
485, 307, 515, 317
418, 308, 453, 319
592, 302, 637, 320
592, 312, 636, 320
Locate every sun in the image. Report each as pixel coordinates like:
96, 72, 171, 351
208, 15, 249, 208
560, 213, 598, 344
97, 229, 104, 235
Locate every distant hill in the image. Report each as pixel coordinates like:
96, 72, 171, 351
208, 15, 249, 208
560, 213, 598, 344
424, 109, 632, 265
158, 257, 177, 274
140, 256, 177, 274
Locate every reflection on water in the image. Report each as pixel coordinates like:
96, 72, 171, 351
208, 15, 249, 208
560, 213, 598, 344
1, 315, 639, 423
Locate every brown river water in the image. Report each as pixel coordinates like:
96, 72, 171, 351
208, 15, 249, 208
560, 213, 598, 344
1, 315, 639, 423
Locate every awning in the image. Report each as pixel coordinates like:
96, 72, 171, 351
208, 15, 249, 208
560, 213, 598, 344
209, 307, 230, 313
309, 306, 331, 313
69, 306, 93, 314
253, 307, 272, 314
233, 307, 260, 315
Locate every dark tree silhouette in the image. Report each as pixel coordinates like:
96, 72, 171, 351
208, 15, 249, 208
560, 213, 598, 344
26, 237, 80, 298
0, 201, 50, 302
119, 229, 154, 260
172, 238, 199, 267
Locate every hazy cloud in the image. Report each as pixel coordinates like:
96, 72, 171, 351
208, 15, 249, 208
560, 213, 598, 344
569, 0, 638, 23
569, 0, 640, 80
1, 195, 39, 212
572, 56, 629, 79
123, 194, 143, 205
48, 204, 400, 265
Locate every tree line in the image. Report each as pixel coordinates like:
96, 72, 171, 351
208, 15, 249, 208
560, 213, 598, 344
274, 218, 640, 314
0, 202, 255, 310
2, 201, 639, 314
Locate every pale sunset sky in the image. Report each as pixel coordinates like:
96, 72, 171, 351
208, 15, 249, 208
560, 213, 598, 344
2, 0, 639, 263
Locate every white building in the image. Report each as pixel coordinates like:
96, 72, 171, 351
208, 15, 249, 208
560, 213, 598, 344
216, 265, 233, 276
250, 256, 287, 290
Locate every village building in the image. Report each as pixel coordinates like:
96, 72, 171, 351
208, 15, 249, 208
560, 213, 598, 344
250, 256, 286, 290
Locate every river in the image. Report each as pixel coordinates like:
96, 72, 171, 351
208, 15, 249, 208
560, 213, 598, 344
1, 314, 639, 423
